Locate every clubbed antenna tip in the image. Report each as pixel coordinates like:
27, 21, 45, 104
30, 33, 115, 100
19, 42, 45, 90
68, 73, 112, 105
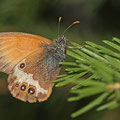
61, 20, 80, 36
59, 17, 62, 23
73, 21, 80, 24
58, 16, 80, 37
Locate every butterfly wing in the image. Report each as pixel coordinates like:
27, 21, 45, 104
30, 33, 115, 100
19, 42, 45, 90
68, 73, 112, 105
0, 32, 52, 74
8, 49, 60, 103
0, 32, 63, 103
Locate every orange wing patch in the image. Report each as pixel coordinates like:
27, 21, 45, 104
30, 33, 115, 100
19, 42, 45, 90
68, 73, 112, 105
0, 32, 52, 74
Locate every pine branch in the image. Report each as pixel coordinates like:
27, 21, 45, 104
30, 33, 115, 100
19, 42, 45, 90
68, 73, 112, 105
51, 37, 120, 118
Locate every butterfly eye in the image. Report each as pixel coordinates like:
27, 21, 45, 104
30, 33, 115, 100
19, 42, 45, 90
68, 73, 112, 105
19, 63, 25, 69
20, 84, 26, 91
28, 87, 35, 95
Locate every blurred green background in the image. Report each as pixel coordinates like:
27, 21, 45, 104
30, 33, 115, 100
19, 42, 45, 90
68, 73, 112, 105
0, 0, 120, 120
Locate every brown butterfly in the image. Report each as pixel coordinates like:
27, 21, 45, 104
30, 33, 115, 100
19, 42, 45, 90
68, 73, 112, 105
0, 18, 79, 103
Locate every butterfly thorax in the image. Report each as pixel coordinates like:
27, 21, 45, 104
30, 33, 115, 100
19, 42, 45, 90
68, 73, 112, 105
53, 35, 67, 61
44, 36, 67, 71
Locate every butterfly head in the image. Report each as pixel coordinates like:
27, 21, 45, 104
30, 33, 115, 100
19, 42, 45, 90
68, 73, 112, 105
52, 17, 80, 62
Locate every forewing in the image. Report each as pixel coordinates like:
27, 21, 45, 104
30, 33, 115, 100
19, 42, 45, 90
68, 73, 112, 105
0, 32, 52, 74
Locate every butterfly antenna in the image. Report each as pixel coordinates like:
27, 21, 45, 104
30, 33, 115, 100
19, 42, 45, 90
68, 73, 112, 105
58, 16, 62, 38
61, 20, 80, 36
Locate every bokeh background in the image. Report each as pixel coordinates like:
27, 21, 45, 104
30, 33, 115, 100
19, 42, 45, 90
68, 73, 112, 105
0, 0, 120, 120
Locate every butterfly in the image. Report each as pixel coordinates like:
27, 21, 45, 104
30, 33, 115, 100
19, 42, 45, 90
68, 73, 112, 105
0, 18, 79, 103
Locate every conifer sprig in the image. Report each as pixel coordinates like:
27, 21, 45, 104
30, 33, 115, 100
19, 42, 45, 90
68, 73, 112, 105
51, 37, 120, 118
